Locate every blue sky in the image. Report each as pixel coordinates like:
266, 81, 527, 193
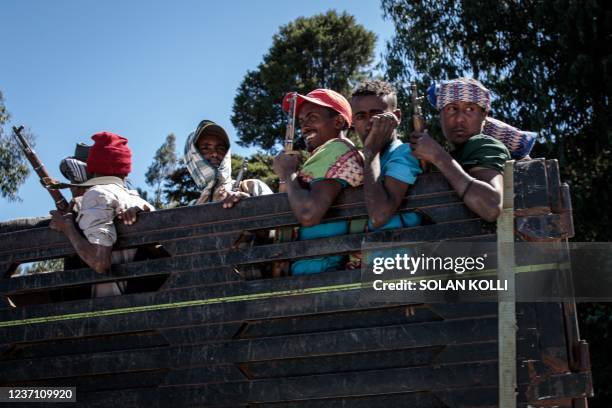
0, 0, 394, 221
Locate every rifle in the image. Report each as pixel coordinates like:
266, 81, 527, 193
284, 92, 299, 154
273, 92, 300, 277
12, 126, 70, 212
410, 83, 429, 171
232, 158, 249, 192
411, 82, 426, 133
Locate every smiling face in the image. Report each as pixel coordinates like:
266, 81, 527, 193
351, 94, 400, 144
440, 101, 487, 145
297, 102, 344, 153
196, 133, 228, 168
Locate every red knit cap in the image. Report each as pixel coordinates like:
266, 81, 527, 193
282, 89, 353, 127
87, 132, 132, 176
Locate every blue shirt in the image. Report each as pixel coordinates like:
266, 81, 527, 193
368, 139, 422, 230
291, 179, 348, 276
290, 138, 364, 276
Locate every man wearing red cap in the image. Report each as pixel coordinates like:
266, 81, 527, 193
49, 132, 153, 297
273, 88, 364, 275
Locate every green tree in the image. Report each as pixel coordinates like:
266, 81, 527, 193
382, 2, 612, 405
16, 259, 64, 276
145, 133, 177, 208
162, 159, 200, 207
231, 10, 376, 152
382, 0, 612, 242
135, 187, 150, 204
0, 91, 32, 201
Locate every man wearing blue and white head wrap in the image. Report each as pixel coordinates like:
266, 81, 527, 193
410, 78, 512, 222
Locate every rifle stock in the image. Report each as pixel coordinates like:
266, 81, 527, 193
410, 83, 429, 171
411, 82, 426, 132
284, 92, 299, 154
12, 126, 69, 212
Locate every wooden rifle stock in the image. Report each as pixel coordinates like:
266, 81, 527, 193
410, 83, 429, 171
11, 126, 69, 212
284, 92, 299, 154
411, 83, 426, 133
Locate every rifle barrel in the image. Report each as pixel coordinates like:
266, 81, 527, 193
12, 126, 69, 211
232, 158, 249, 192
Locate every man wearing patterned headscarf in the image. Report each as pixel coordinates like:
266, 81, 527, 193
184, 120, 272, 208
59, 143, 91, 202
409, 78, 511, 222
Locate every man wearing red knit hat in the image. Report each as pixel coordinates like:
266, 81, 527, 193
273, 88, 364, 275
49, 132, 153, 297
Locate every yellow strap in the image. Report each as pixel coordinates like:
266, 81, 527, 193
0, 260, 566, 329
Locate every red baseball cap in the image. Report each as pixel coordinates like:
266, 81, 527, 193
282, 89, 352, 127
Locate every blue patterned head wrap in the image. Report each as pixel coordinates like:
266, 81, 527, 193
427, 78, 491, 111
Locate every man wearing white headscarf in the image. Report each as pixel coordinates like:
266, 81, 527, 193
184, 120, 272, 208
